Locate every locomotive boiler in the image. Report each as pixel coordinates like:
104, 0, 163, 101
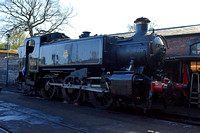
18, 17, 167, 109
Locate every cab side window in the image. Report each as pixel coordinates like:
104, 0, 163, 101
27, 40, 35, 53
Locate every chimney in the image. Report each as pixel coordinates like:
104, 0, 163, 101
134, 17, 150, 35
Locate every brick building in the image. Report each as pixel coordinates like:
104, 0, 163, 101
155, 24, 200, 56
155, 25, 200, 83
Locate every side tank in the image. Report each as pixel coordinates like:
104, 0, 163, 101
39, 35, 104, 67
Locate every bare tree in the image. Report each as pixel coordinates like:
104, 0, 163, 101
127, 24, 136, 32
127, 19, 157, 32
0, 0, 75, 37
9, 30, 29, 49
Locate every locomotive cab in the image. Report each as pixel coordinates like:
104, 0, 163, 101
18, 36, 40, 74
18, 32, 68, 74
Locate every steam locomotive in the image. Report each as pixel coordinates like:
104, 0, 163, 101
18, 17, 171, 109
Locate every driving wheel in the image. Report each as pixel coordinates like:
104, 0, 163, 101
89, 91, 113, 109
61, 77, 82, 103
41, 75, 57, 99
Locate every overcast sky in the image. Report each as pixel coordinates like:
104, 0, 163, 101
60, 0, 200, 38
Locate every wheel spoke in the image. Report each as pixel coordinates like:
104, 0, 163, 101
104, 95, 109, 103
89, 91, 113, 109
48, 89, 54, 97
61, 77, 82, 103
41, 75, 57, 99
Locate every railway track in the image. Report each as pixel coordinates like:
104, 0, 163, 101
0, 127, 10, 133
109, 104, 200, 127
0, 100, 89, 133
5, 89, 200, 129
146, 108, 200, 126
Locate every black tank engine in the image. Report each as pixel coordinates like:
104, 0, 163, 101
18, 17, 167, 109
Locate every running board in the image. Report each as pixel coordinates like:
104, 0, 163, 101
48, 82, 109, 93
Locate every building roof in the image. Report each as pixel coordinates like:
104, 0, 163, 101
110, 24, 200, 37
155, 24, 200, 36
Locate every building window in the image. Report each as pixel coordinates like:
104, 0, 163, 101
190, 43, 200, 55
